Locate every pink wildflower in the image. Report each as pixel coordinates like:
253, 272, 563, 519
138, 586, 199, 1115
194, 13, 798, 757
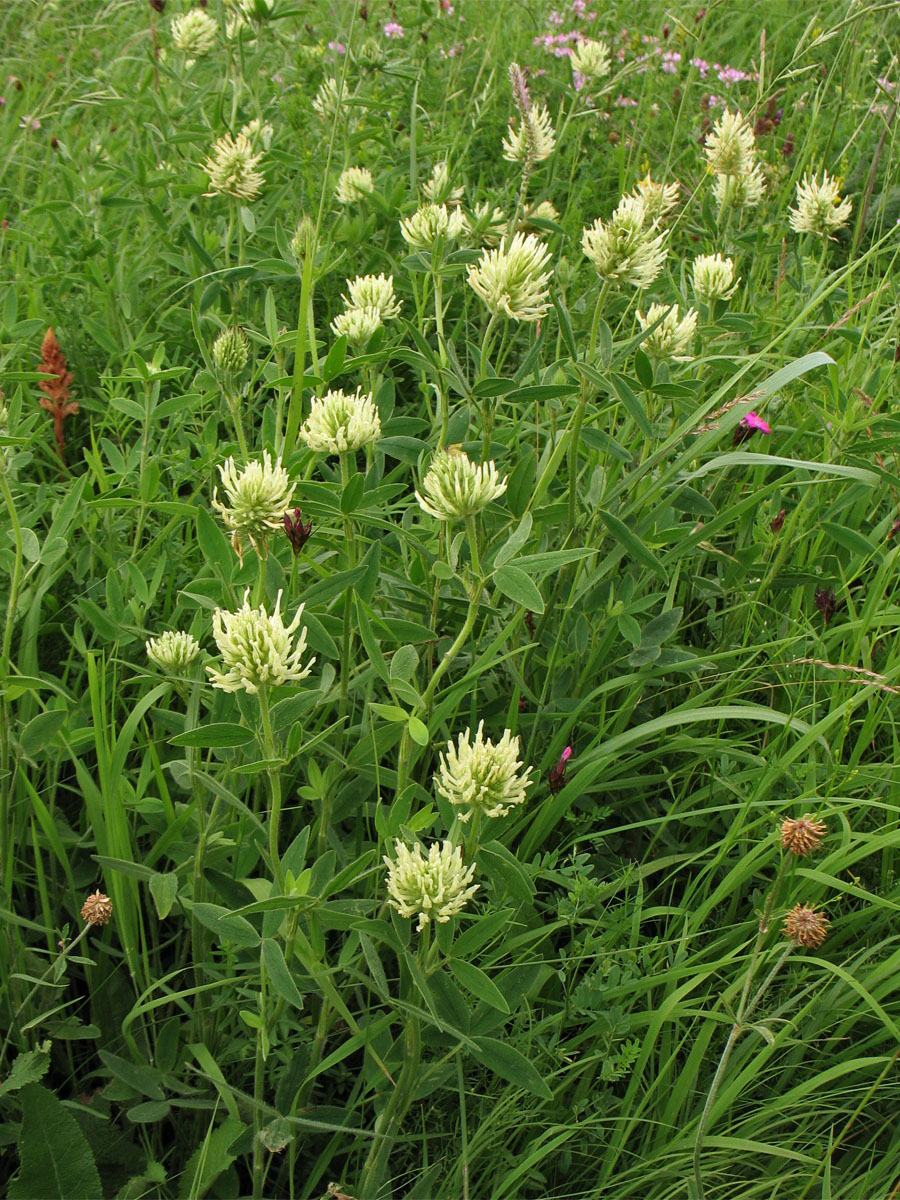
384, 21, 404, 38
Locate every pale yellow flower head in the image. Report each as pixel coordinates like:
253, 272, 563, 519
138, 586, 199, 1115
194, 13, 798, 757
384, 839, 478, 932
637, 302, 698, 361
582, 194, 668, 288
435, 721, 534, 821
789, 171, 852, 237
329, 305, 382, 350
704, 108, 756, 176
146, 631, 201, 672
204, 132, 264, 201
212, 451, 295, 556
415, 448, 507, 522
502, 102, 556, 163
342, 273, 401, 320
335, 167, 374, 204
423, 161, 464, 205
207, 590, 314, 694
313, 77, 345, 121
712, 163, 765, 211
299, 387, 381, 454
467, 232, 553, 322
691, 253, 739, 304
399, 202, 466, 251
171, 9, 217, 56
571, 37, 611, 78
633, 173, 680, 222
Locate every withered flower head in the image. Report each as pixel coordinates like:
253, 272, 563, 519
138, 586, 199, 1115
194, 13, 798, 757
770, 508, 786, 533
815, 586, 836, 625
38, 327, 78, 464
81, 891, 113, 926
780, 814, 826, 856
283, 508, 313, 555
783, 902, 830, 949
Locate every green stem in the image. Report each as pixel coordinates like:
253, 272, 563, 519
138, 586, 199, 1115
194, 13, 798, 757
0, 920, 93, 1062
257, 688, 285, 893
0, 469, 23, 889
339, 452, 357, 727
692, 857, 791, 1199
433, 270, 450, 445
358, 978, 422, 1197
225, 390, 249, 460
568, 284, 609, 533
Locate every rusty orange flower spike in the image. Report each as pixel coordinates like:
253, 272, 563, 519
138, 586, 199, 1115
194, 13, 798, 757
38, 326, 78, 464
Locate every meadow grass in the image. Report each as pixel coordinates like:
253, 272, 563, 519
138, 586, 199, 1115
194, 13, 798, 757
2, 1, 900, 1197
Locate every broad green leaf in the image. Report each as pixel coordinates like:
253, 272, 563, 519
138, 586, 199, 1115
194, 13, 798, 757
169, 723, 255, 748
469, 1036, 552, 1099
262, 939, 304, 1010
448, 959, 510, 1013
149, 872, 179, 919
598, 509, 668, 582
9, 1083, 102, 1200
2, 1042, 51, 1093
191, 903, 260, 948
493, 565, 544, 614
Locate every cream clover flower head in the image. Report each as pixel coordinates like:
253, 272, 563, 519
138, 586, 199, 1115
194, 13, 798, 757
712, 162, 765, 211
789, 170, 853, 237
502, 102, 556, 164
703, 108, 756, 176
146, 630, 201, 672
335, 166, 374, 204
384, 839, 478, 932
691, 252, 739, 304
171, 9, 218, 56
415, 448, 507, 522
423, 161, 464, 205
329, 305, 382, 350
239, 117, 274, 150
399, 202, 466, 251
207, 590, 315, 694
582, 194, 668, 288
212, 326, 250, 377
436, 721, 534, 821
467, 232, 553, 322
212, 451, 295, 556
299, 387, 381, 454
204, 132, 264, 201
526, 199, 560, 224
570, 37, 611, 79
342, 273, 401, 320
312, 77, 345, 121
633, 173, 680, 222
637, 302, 698, 361
464, 202, 507, 247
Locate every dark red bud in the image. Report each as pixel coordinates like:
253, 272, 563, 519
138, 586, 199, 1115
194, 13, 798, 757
283, 508, 313, 555
770, 508, 786, 533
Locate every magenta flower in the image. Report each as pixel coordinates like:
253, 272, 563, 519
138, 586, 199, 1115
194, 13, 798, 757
548, 746, 572, 794
733, 410, 771, 445
384, 21, 404, 37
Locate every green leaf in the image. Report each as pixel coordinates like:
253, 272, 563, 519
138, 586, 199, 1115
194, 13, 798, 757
127, 1100, 172, 1123
448, 959, 510, 1013
493, 512, 533, 569
633, 347, 653, 390
470, 1037, 552, 1099
408, 715, 430, 746
195, 505, 234, 580
323, 335, 347, 382
262, 939, 305, 1010
9, 1083, 102, 1200
640, 606, 682, 647
492, 565, 544, 614
178, 1115, 245, 1200
598, 509, 668, 582
20, 709, 67, 757
149, 872, 179, 919
2, 1042, 51, 1093
478, 842, 536, 901
340, 471, 365, 516
191, 903, 260, 948
169, 723, 255, 748
821, 521, 878, 558
472, 376, 518, 398
609, 373, 653, 437
507, 383, 579, 402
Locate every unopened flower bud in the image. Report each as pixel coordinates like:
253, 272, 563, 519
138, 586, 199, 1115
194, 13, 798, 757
212, 327, 250, 377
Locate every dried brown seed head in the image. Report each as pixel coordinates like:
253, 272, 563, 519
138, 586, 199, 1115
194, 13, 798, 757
780, 814, 826, 856
783, 902, 829, 949
81, 891, 113, 926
